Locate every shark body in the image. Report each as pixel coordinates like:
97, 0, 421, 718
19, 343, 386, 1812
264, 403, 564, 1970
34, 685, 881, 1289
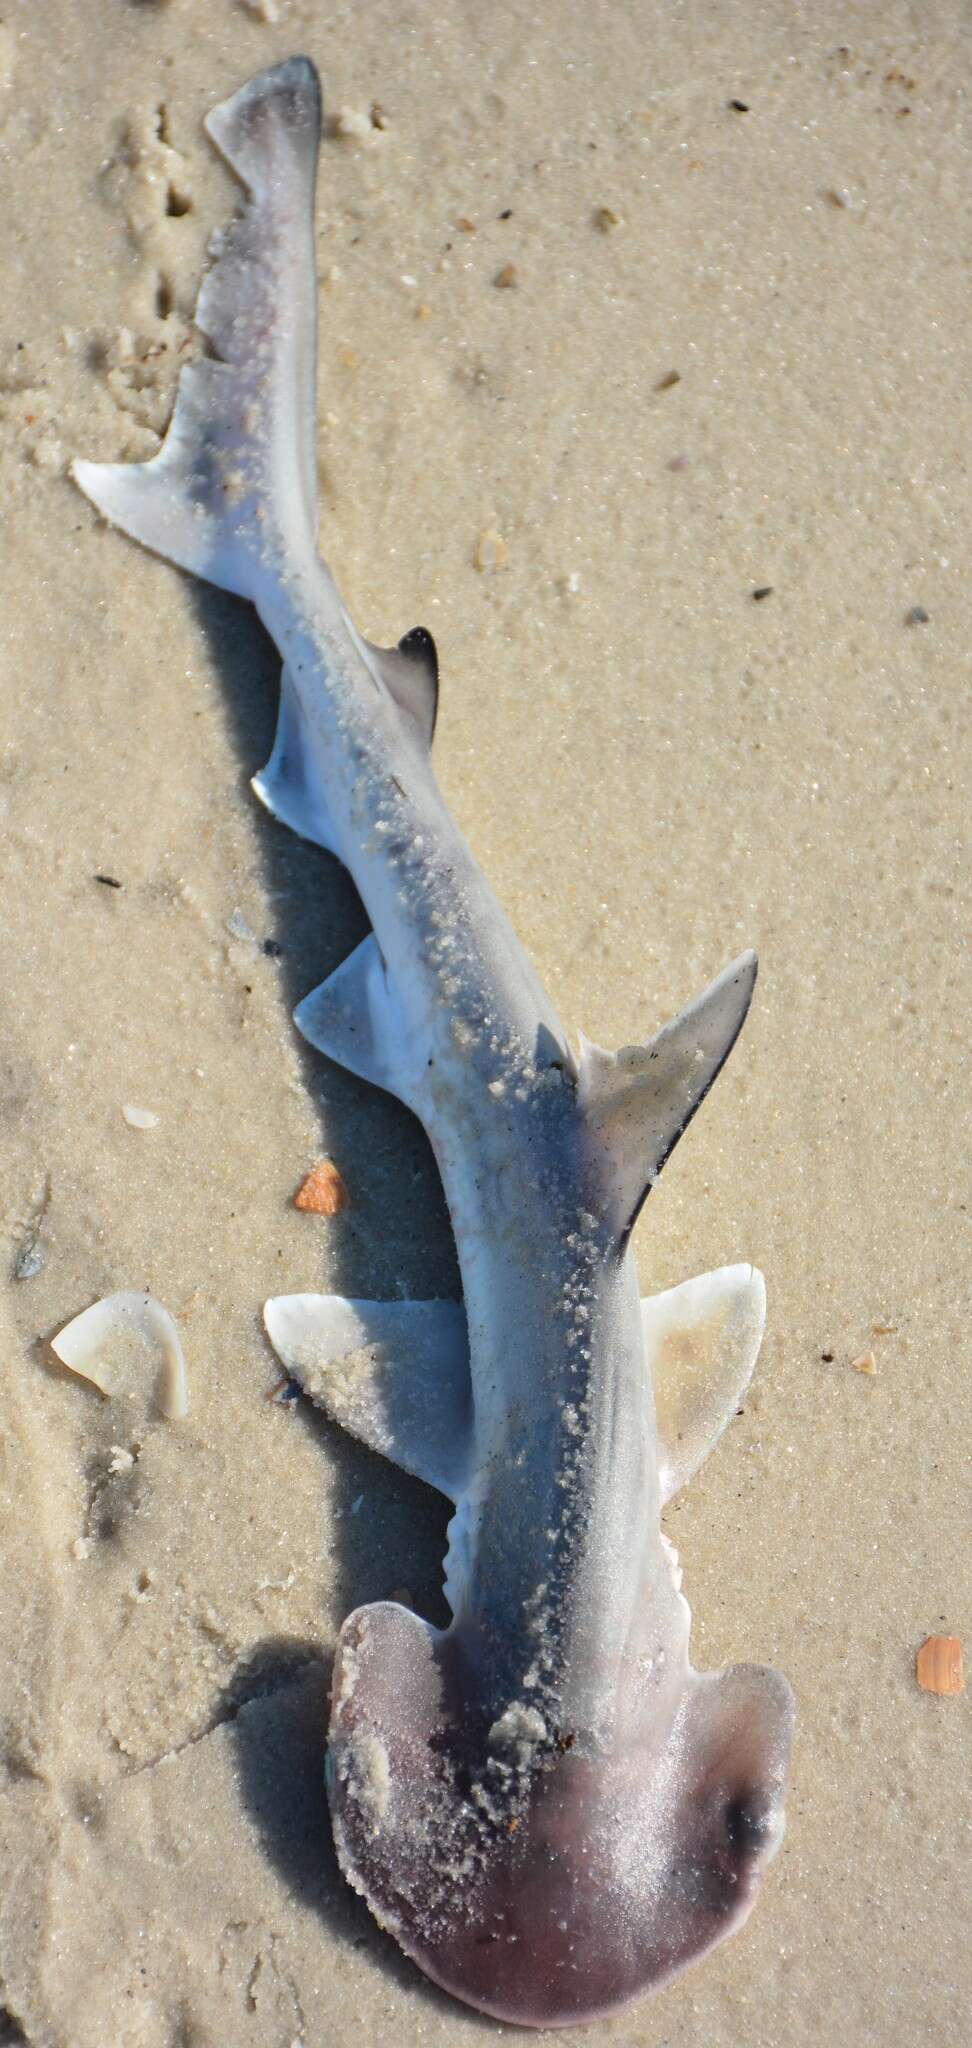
74, 58, 794, 2029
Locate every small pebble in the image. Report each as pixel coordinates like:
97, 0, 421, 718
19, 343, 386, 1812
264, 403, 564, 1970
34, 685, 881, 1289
905, 605, 929, 625
268, 1376, 301, 1404
227, 908, 255, 942
850, 1349, 877, 1376
752, 585, 773, 602
475, 529, 509, 573
0, 21, 14, 91
824, 185, 866, 216
334, 107, 375, 144
654, 369, 681, 392
123, 1105, 160, 1130
30, 435, 64, 476
14, 1243, 45, 1281
494, 262, 518, 289
593, 205, 623, 232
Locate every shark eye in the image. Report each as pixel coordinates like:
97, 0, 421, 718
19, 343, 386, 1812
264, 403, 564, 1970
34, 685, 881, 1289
723, 1793, 768, 1853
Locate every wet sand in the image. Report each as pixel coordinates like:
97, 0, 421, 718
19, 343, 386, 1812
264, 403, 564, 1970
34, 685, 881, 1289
1, 2, 968, 2042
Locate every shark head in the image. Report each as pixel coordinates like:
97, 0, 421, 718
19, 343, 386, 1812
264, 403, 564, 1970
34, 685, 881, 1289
327, 1601, 794, 2028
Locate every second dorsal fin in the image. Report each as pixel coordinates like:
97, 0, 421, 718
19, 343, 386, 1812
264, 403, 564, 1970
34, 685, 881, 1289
579, 952, 757, 1246
363, 625, 439, 748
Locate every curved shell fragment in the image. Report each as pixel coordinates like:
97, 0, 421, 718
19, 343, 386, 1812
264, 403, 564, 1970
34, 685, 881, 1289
51, 1292, 188, 1419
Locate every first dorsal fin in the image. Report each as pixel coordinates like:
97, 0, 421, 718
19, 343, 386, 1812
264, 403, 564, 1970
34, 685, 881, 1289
579, 951, 757, 1245
363, 626, 439, 748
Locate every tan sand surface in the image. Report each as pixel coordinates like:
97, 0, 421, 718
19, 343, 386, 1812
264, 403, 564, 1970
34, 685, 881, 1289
1, 2, 968, 2042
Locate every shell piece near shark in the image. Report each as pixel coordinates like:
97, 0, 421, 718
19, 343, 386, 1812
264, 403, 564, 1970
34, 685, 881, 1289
264, 1263, 765, 1519
51, 1292, 188, 1419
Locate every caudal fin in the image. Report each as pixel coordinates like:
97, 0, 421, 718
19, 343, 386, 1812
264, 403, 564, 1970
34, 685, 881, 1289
73, 58, 321, 601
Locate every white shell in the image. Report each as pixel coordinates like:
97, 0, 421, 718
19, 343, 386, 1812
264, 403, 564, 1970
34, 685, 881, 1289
51, 1292, 188, 1419
122, 1104, 160, 1129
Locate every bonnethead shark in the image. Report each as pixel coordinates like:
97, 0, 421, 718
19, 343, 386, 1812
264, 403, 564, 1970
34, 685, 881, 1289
74, 57, 794, 2029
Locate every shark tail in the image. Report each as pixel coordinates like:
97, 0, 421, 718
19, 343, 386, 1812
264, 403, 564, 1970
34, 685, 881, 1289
73, 58, 322, 603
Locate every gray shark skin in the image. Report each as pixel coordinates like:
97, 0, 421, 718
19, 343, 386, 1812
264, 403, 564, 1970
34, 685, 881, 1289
74, 59, 794, 2029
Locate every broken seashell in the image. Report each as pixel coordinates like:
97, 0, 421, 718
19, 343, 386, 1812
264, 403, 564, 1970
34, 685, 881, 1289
293, 1160, 351, 1216
916, 1635, 964, 1697
850, 1349, 877, 1375
474, 528, 509, 573
51, 1292, 188, 1419
123, 1104, 160, 1129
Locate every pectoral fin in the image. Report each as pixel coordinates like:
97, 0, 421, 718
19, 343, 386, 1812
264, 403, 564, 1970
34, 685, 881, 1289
266, 1266, 763, 1511
644, 1264, 766, 1504
263, 1294, 472, 1500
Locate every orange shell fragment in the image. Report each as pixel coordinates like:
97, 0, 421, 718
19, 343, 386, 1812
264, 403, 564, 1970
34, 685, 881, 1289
293, 1159, 351, 1216
916, 1635, 964, 1697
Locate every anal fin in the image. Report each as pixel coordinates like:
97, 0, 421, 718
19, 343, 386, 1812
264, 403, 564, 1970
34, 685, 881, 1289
264, 1295, 471, 1500
252, 663, 339, 854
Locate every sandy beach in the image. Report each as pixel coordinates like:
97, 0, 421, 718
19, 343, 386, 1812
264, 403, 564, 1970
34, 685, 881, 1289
1, 2, 968, 2042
